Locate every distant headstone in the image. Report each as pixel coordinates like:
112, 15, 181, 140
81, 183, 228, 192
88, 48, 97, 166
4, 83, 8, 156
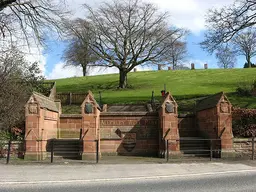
158, 64, 162, 70
191, 63, 195, 70
168, 67, 172, 70
204, 64, 208, 69
134, 68, 137, 72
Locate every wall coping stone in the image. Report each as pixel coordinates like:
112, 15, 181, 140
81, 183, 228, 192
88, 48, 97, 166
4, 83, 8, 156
233, 138, 253, 142
100, 112, 158, 116
60, 114, 82, 118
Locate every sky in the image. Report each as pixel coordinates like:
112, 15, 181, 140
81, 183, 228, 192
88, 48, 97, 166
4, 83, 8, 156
33, 0, 247, 79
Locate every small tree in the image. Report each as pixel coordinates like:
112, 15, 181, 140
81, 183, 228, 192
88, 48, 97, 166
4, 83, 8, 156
0, 46, 43, 134
83, 0, 187, 88
215, 45, 237, 69
201, 0, 256, 54
168, 41, 187, 70
232, 29, 256, 68
62, 19, 99, 76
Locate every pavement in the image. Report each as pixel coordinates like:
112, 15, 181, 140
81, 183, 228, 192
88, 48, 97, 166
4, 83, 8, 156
1, 161, 256, 192
0, 161, 255, 184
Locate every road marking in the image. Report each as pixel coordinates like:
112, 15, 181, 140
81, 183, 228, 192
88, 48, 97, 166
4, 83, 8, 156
1, 169, 256, 185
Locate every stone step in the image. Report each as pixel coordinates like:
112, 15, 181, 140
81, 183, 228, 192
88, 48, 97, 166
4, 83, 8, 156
53, 143, 80, 147
53, 148, 80, 152
179, 137, 210, 156
50, 139, 81, 159
53, 154, 80, 159
53, 140, 80, 144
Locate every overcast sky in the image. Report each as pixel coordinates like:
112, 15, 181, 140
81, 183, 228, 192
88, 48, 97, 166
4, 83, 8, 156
37, 0, 239, 79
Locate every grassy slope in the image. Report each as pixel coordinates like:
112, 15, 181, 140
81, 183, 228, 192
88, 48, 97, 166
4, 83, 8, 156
54, 68, 256, 111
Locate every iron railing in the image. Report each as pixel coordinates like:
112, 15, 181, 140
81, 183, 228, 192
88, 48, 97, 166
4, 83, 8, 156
165, 137, 255, 162
0, 139, 99, 164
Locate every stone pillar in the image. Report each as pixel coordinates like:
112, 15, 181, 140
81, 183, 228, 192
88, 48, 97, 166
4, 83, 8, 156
204, 63, 208, 69
158, 92, 180, 157
217, 98, 234, 158
191, 63, 195, 70
24, 93, 60, 161
24, 97, 43, 160
81, 91, 101, 160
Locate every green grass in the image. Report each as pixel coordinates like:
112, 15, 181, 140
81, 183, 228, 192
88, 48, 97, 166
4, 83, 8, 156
54, 68, 256, 111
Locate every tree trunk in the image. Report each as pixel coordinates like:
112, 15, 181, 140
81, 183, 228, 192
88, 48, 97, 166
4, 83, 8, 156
119, 69, 127, 88
172, 57, 175, 70
246, 54, 251, 68
82, 67, 87, 76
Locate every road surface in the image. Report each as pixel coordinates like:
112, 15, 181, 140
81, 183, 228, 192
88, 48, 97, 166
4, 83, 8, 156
0, 162, 255, 192
1, 171, 256, 192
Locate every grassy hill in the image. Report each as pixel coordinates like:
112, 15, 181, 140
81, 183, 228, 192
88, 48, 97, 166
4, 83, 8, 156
54, 68, 256, 112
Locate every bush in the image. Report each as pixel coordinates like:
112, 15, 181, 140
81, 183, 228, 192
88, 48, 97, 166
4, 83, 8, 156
232, 108, 256, 137
236, 80, 256, 96
243, 62, 256, 68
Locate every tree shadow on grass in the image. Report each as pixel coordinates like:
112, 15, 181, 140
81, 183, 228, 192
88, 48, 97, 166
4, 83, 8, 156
226, 92, 256, 109
58, 80, 119, 92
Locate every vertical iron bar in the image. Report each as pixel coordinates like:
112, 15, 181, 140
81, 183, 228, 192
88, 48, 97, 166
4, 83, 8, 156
151, 91, 154, 105
99, 91, 102, 108
252, 137, 255, 160
51, 139, 54, 163
96, 140, 99, 164
166, 140, 169, 162
6, 140, 11, 164
210, 140, 213, 161
79, 129, 82, 140
69, 92, 72, 105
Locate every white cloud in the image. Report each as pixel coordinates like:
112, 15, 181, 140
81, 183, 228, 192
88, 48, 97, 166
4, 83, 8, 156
148, 0, 234, 34
47, 62, 82, 79
24, 47, 47, 75
68, 0, 234, 34
88, 66, 119, 76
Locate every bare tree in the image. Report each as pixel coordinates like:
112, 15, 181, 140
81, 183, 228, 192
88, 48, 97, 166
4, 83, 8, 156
201, 0, 256, 54
62, 19, 99, 76
215, 45, 237, 69
168, 41, 187, 70
0, 46, 43, 133
83, 0, 187, 88
232, 29, 256, 68
0, 0, 68, 45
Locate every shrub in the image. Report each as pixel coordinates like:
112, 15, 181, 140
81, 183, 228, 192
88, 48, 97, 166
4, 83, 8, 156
236, 80, 256, 96
232, 108, 256, 137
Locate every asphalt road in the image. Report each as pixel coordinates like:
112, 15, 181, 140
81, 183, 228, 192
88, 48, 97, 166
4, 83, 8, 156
1, 171, 255, 192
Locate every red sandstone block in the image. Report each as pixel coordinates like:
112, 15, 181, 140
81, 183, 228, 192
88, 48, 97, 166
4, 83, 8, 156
169, 144, 178, 151
83, 116, 95, 121
27, 122, 34, 128
60, 119, 68, 123
101, 148, 114, 152
27, 116, 39, 122
75, 123, 82, 129
100, 145, 114, 150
